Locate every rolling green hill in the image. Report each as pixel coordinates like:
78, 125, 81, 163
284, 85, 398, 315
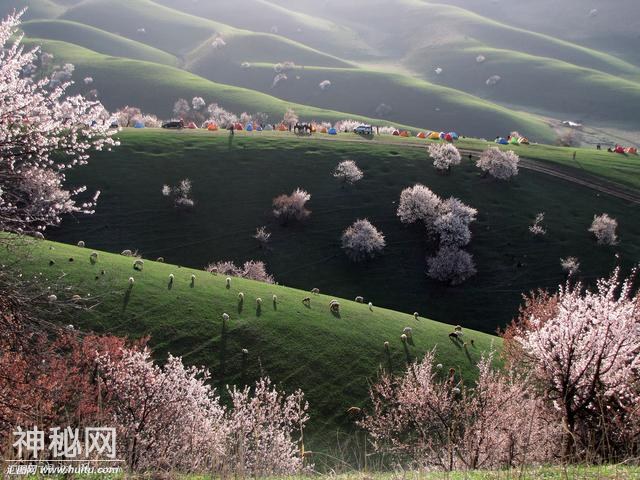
45, 130, 640, 335
21, 19, 179, 66
1, 237, 500, 449
2, 0, 63, 19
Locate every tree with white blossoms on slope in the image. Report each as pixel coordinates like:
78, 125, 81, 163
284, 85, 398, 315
341, 219, 386, 262
477, 147, 519, 180
0, 12, 116, 235
333, 160, 363, 185
428, 143, 461, 172
397, 184, 442, 226
589, 213, 618, 245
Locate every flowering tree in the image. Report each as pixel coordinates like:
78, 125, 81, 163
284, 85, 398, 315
589, 213, 618, 245
226, 378, 309, 476
206, 260, 275, 284
162, 179, 194, 207
341, 219, 386, 262
360, 351, 557, 470
529, 212, 546, 236
0, 13, 116, 235
115, 106, 142, 127
428, 143, 461, 171
333, 160, 363, 185
253, 226, 271, 246
173, 98, 190, 118
192, 96, 206, 111
397, 184, 442, 226
283, 108, 298, 126
476, 148, 519, 180
506, 270, 640, 460
427, 246, 476, 285
206, 103, 238, 127
560, 256, 580, 276
435, 197, 477, 248
272, 188, 311, 224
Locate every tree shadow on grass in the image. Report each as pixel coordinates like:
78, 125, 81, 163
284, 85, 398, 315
122, 286, 133, 313
219, 320, 228, 389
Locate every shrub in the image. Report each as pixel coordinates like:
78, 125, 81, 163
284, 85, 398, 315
427, 247, 477, 285
589, 213, 618, 245
272, 188, 311, 223
428, 143, 461, 171
206, 260, 275, 284
476, 148, 519, 179
253, 226, 271, 245
333, 160, 363, 185
341, 219, 386, 262
529, 212, 547, 236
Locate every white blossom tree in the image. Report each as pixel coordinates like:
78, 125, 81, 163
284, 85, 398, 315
333, 160, 363, 185
162, 179, 194, 208
283, 108, 298, 126
428, 143, 461, 172
341, 219, 386, 262
427, 246, 476, 285
589, 213, 618, 245
397, 184, 442, 226
272, 188, 311, 224
0, 13, 116, 235
173, 98, 190, 118
477, 147, 519, 180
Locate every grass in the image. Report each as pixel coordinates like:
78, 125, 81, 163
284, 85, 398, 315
0, 237, 500, 453
43, 130, 640, 335
21, 19, 179, 66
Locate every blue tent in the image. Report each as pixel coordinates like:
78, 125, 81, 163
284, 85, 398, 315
328, 128, 337, 135
246, 123, 253, 131
495, 137, 508, 145
449, 132, 459, 140
439, 132, 446, 139
134, 121, 145, 129
256, 126, 263, 131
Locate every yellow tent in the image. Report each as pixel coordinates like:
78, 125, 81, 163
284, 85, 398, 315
428, 131, 441, 140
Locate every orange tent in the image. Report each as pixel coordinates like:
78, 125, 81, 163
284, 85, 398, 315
625, 147, 637, 154
207, 123, 218, 131
320, 127, 328, 134
277, 124, 287, 131
417, 132, 427, 139
399, 131, 409, 137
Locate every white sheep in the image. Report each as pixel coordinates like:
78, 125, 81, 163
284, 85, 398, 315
222, 313, 229, 323
226, 277, 231, 288
403, 327, 413, 336
384, 341, 390, 349
329, 299, 340, 314
436, 363, 443, 369
242, 348, 248, 355
191, 274, 196, 286
121, 249, 133, 257
47, 294, 57, 303
368, 302, 373, 311
128, 277, 135, 286
133, 259, 144, 271
400, 333, 407, 342
34, 232, 45, 240
302, 297, 311, 306
272, 294, 278, 304
355, 296, 364, 303
77, 240, 85, 248
156, 257, 165, 263
238, 292, 244, 301
65, 324, 74, 330
256, 297, 263, 306
413, 312, 419, 320
311, 287, 320, 295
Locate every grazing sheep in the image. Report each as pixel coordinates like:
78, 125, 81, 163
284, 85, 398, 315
256, 297, 263, 306
209, 267, 218, 275
329, 299, 340, 314
368, 302, 373, 311
242, 348, 248, 355
403, 327, 413, 337
226, 277, 231, 288
448, 331, 459, 340
384, 341, 390, 350
128, 277, 135, 286
34, 232, 45, 240
455, 325, 462, 332
90, 252, 98, 263
238, 292, 244, 301
156, 257, 165, 263
133, 259, 144, 271
400, 333, 407, 342
302, 297, 311, 307
191, 274, 196, 287
77, 241, 85, 248
222, 313, 229, 324
49, 260, 55, 266
413, 312, 419, 320
436, 363, 443, 369
65, 324, 74, 330
47, 294, 57, 303
452, 387, 461, 395
346, 406, 361, 415
311, 287, 320, 295
168, 273, 174, 285
272, 294, 278, 305
121, 249, 133, 257
355, 296, 364, 303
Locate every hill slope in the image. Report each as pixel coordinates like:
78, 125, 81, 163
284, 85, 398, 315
1, 238, 500, 449
45, 130, 640, 334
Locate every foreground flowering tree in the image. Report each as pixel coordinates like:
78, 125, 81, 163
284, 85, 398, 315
360, 351, 557, 470
0, 12, 116, 235
505, 269, 640, 460
341, 219, 386, 262
476, 148, 519, 180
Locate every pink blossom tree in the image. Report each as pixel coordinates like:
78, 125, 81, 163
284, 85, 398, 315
282, 108, 298, 126
428, 143, 461, 172
397, 184, 442, 226
273, 188, 311, 224
589, 213, 618, 245
333, 160, 363, 185
206, 103, 238, 127
0, 12, 116, 235
341, 219, 386, 262
206, 260, 275, 283
476, 147, 519, 180
115, 106, 142, 127
507, 269, 640, 460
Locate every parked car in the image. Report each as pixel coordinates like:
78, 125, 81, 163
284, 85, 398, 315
354, 124, 374, 135
162, 120, 185, 129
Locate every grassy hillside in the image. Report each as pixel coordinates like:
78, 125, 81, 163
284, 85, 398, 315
22, 38, 420, 128
192, 62, 555, 142
3, 0, 63, 20
1, 237, 500, 449
406, 42, 640, 127
156, 0, 376, 60
21, 19, 179, 66
45, 130, 640, 334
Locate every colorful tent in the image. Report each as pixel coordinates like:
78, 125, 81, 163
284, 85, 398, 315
320, 127, 328, 134
614, 146, 625, 154
449, 132, 459, 140
496, 137, 508, 145
246, 124, 253, 131
509, 137, 519, 145
277, 124, 287, 131
207, 123, 218, 131
439, 132, 446, 139
392, 130, 400, 136
417, 132, 427, 139
428, 131, 441, 140
134, 121, 145, 129
234, 123, 243, 131
399, 130, 409, 137
264, 124, 274, 131
518, 137, 529, 145
328, 128, 337, 135
256, 126, 263, 132
187, 122, 198, 129
444, 133, 453, 142
625, 147, 637, 154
